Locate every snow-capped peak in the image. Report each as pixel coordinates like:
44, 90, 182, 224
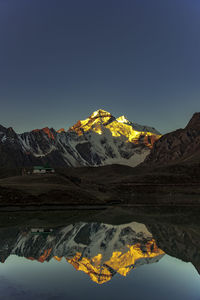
0, 109, 161, 168
90, 109, 113, 119
116, 115, 130, 124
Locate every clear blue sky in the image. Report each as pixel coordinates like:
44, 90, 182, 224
0, 0, 200, 134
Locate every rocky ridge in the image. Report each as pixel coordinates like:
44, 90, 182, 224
144, 113, 200, 166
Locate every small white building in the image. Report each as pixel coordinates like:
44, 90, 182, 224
33, 166, 55, 174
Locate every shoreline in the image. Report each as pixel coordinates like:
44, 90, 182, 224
0, 203, 200, 212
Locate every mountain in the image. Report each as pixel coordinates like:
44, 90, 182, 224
147, 222, 200, 274
68, 109, 160, 138
144, 113, 200, 166
0, 109, 160, 169
0, 221, 164, 284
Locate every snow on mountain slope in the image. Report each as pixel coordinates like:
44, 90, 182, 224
69, 109, 161, 143
117, 115, 160, 135
0, 109, 161, 168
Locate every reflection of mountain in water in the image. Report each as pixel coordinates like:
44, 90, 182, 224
147, 223, 200, 274
0, 222, 164, 284
65, 239, 163, 284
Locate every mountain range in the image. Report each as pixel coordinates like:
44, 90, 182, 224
0, 109, 161, 169
1, 109, 200, 180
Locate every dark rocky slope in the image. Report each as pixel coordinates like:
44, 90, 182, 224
144, 113, 200, 166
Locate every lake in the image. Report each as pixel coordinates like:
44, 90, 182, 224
0, 206, 199, 300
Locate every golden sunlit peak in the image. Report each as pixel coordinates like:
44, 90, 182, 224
68, 109, 114, 136
90, 109, 113, 119
116, 115, 130, 124
68, 109, 161, 148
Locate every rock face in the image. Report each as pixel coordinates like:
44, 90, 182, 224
144, 113, 200, 166
0, 109, 160, 168
147, 222, 200, 274
0, 222, 164, 284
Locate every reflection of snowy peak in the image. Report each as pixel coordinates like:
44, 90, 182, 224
0, 222, 164, 284
0, 109, 161, 168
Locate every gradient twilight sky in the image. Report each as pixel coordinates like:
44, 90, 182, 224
0, 0, 200, 134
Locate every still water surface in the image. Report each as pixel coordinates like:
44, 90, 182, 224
0, 208, 199, 300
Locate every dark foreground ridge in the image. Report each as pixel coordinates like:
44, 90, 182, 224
0, 163, 200, 207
